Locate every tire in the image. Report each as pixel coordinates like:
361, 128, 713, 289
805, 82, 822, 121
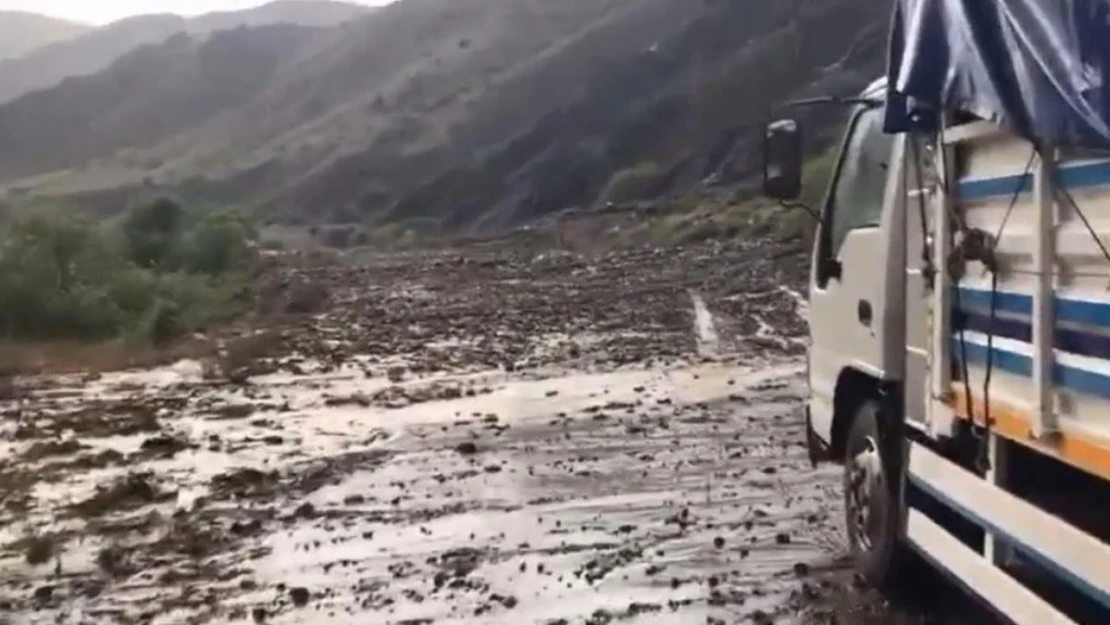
843, 397, 904, 588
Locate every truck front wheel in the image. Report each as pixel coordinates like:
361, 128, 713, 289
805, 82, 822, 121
843, 398, 903, 587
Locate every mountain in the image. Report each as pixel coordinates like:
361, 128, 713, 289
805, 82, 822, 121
0, 1, 369, 105
190, 0, 376, 31
0, 25, 324, 179
0, 0, 890, 232
0, 11, 89, 61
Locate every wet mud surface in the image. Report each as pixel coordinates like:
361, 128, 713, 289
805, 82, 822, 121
0, 240, 992, 624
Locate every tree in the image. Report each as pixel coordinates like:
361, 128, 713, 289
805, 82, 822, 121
178, 209, 255, 275
0, 211, 125, 339
122, 197, 185, 269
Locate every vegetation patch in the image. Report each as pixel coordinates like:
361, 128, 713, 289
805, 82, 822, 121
601, 161, 665, 205
0, 198, 256, 346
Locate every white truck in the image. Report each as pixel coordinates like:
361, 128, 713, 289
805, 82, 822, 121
760, 3, 1110, 621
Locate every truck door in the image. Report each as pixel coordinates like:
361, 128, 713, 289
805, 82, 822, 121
809, 106, 897, 442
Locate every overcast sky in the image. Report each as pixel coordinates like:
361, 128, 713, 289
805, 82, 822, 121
1, 0, 386, 25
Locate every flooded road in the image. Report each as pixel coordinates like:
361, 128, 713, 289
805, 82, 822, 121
0, 239, 990, 624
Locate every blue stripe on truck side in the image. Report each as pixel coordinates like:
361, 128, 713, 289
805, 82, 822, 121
956, 310, 1110, 361
953, 337, 1110, 400
959, 172, 1032, 201
959, 159, 1110, 200
954, 286, 1110, 328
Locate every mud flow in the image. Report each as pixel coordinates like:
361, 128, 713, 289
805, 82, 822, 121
1, 240, 992, 624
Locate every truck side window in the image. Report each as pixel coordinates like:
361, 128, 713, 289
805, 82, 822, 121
826, 107, 894, 258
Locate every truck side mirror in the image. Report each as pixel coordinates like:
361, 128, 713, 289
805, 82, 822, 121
820, 257, 842, 282
763, 119, 802, 200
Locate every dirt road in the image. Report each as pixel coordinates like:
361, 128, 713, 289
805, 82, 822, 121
0, 239, 988, 624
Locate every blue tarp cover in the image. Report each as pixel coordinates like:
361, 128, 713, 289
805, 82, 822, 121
885, 0, 1110, 149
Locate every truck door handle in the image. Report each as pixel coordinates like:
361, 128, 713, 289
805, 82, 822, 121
858, 300, 873, 327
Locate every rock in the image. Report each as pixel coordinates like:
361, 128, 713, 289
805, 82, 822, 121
32, 585, 53, 604
96, 544, 131, 577
775, 533, 791, 545
294, 502, 317, 519
325, 393, 371, 407
713, 536, 725, 549
289, 586, 310, 607
455, 442, 478, 455
139, 435, 190, 457
280, 280, 331, 315
73, 474, 160, 518
24, 535, 54, 566
793, 562, 810, 577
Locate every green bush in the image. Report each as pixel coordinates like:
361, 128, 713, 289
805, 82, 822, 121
133, 299, 183, 346
177, 210, 255, 275
122, 197, 185, 270
600, 161, 664, 204
0, 201, 254, 343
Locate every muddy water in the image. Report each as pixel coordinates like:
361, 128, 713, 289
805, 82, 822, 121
0, 241, 993, 624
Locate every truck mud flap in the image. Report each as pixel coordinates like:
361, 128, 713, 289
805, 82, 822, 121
805, 405, 832, 467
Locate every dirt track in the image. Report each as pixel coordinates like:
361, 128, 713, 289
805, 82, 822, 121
0, 238, 989, 624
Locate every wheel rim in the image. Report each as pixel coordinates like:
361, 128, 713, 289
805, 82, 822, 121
847, 435, 883, 552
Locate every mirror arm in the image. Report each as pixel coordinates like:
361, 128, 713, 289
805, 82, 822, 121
778, 200, 822, 224
784, 96, 882, 110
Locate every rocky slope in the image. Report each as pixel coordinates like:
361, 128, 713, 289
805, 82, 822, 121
0, 1, 368, 105
0, 0, 890, 232
0, 11, 88, 62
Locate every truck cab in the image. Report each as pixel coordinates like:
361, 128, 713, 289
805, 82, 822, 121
793, 79, 918, 455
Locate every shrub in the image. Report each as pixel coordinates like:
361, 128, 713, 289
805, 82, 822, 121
320, 225, 355, 249
0, 348, 23, 399
177, 209, 255, 275
0, 202, 253, 344
600, 161, 664, 204
122, 197, 185, 270
352, 228, 371, 247
133, 299, 184, 347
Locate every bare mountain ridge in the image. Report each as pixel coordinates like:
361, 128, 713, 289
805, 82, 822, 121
0, 0, 369, 105
0, 25, 327, 180
0, 11, 89, 61
0, 0, 890, 232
